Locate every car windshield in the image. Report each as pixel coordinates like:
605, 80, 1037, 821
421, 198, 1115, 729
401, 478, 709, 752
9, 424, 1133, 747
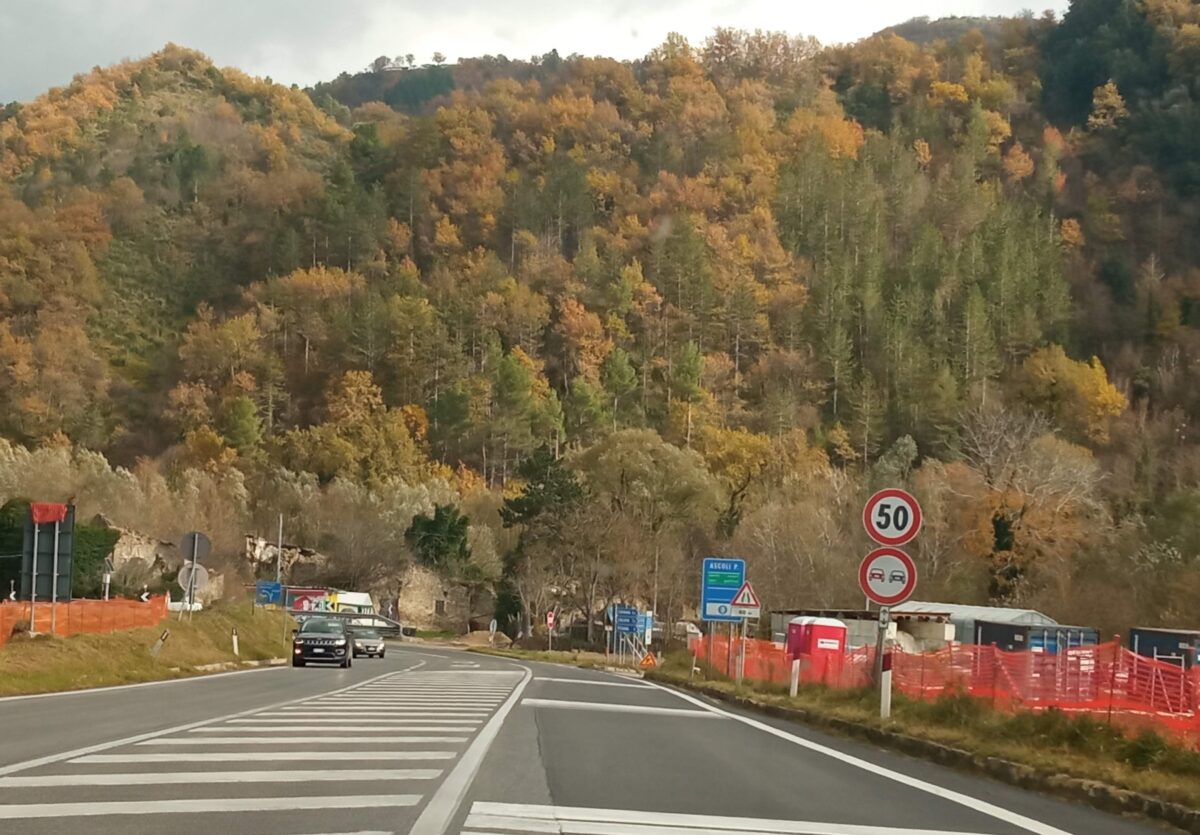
298, 620, 341, 634
355, 630, 381, 639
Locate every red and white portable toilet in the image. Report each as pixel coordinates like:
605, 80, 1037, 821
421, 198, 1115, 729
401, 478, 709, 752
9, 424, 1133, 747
786, 616, 848, 684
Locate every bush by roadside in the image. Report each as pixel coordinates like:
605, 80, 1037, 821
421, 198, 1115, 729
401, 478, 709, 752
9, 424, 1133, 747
0, 602, 293, 697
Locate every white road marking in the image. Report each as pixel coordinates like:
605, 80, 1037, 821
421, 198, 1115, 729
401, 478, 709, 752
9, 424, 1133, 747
188, 725, 474, 733
0, 795, 422, 819
463, 802, 997, 835
646, 682, 1074, 835
251, 711, 490, 718
408, 669, 532, 835
534, 677, 650, 689
223, 718, 482, 725
71, 751, 456, 763
520, 698, 722, 718
0, 664, 424, 778
0, 769, 442, 787
135, 735, 468, 745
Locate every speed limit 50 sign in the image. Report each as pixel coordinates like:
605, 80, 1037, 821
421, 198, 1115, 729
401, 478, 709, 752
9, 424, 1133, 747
863, 488, 922, 546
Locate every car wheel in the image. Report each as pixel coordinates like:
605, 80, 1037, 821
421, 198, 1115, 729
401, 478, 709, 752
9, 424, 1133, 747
378, 650, 385, 658
292, 658, 305, 668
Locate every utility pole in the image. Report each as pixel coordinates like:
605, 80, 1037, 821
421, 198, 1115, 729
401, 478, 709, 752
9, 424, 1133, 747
275, 514, 283, 584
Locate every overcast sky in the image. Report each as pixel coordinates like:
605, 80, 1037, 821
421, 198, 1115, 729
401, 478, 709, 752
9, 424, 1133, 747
0, 0, 1068, 103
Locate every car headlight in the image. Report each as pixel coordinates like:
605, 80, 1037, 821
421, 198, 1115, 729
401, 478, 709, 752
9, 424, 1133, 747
334, 638, 347, 646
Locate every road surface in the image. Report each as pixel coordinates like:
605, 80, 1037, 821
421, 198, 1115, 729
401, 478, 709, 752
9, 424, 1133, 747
0, 645, 1170, 834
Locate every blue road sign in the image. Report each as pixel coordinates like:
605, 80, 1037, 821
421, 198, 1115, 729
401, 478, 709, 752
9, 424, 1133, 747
614, 605, 639, 634
255, 580, 283, 606
701, 557, 746, 622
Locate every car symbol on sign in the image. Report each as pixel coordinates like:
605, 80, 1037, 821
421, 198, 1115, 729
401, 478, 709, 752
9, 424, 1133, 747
868, 568, 885, 582
888, 570, 906, 583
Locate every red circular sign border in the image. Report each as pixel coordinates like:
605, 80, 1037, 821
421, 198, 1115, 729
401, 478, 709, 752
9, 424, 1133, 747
863, 488, 923, 546
858, 547, 918, 606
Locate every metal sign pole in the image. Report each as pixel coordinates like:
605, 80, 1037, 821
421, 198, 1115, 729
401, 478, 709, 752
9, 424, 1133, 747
50, 521, 60, 636
187, 535, 198, 621
29, 522, 39, 634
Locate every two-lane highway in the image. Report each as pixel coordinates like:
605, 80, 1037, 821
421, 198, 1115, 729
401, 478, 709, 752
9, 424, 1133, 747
0, 645, 1173, 834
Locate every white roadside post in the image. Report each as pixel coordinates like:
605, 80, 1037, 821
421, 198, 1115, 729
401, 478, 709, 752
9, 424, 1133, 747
879, 606, 892, 719
232, 626, 240, 657
789, 658, 801, 698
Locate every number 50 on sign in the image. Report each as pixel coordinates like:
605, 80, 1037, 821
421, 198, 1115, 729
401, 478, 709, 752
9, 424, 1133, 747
863, 488, 922, 546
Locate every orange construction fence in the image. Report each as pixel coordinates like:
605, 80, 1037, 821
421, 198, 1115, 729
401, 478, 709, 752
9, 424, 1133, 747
691, 635, 1200, 749
0, 595, 169, 648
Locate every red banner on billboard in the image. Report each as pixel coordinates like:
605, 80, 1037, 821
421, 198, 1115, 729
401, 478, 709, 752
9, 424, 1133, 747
29, 503, 68, 524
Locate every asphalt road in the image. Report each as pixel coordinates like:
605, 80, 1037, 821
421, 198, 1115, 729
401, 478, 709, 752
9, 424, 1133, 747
0, 645, 1173, 835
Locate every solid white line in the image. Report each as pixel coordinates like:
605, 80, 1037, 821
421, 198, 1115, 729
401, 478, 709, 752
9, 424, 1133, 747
408, 664, 533, 835
0, 665, 288, 704
645, 682, 1074, 835
0, 769, 442, 787
71, 751, 456, 763
520, 698, 721, 718
190, 725, 475, 733
465, 803, 995, 834
0, 662, 426, 778
136, 735, 467, 745
534, 677, 650, 689
0, 795, 422, 819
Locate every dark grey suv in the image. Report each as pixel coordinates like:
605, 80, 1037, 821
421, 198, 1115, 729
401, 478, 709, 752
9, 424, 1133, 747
291, 618, 352, 668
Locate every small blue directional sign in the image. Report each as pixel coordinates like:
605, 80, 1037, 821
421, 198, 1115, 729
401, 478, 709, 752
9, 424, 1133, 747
701, 557, 746, 622
614, 605, 639, 634
255, 580, 283, 606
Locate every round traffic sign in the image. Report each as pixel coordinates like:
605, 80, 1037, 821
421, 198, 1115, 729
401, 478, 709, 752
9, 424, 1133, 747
858, 547, 918, 606
179, 531, 212, 562
863, 489, 922, 546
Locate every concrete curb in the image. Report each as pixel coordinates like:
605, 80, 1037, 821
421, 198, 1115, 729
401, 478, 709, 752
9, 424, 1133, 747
652, 676, 1200, 834
178, 657, 288, 673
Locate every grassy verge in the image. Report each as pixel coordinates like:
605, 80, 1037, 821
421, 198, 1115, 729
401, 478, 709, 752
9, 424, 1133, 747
650, 654, 1200, 812
467, 646, 637, 669
0, 602, 293, 696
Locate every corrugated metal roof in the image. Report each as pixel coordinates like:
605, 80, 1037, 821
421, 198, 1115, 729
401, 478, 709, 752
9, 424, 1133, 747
891, 600, 1057, 626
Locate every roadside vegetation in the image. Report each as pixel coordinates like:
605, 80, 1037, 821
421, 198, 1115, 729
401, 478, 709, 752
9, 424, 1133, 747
651, 654, 1200, 810
0, 603, 292, 697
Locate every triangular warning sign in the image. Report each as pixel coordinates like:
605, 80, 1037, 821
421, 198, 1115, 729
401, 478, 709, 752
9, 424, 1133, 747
730, 581, 760, 608
639, 653, 658, 669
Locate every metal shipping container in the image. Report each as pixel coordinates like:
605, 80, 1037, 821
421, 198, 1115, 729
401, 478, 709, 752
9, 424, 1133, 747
1129, 627, 1200, 669
977, 620, 1099, 654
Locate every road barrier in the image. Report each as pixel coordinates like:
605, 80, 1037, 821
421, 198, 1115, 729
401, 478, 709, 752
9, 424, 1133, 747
0, 595, 170, 647
692, 635, 1200, 748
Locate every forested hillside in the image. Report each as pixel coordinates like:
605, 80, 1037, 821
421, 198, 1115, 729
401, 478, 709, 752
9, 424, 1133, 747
2, 0, 1199, 635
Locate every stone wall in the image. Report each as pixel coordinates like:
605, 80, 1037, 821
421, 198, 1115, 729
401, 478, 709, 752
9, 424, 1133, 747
243, 536, 329, 585
382, 564, 471, 633
92, 516, 222, 605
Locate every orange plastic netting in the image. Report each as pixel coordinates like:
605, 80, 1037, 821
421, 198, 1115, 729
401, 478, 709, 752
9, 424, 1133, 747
0, 595, 169, 647
691, 636, 1200, 748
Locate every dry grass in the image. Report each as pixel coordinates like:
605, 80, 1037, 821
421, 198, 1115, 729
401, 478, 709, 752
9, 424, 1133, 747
0, 602, 293, 696
467, 646, 632, 669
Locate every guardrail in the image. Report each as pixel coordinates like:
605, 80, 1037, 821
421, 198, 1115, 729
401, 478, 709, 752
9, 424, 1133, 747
287, 609, 405, 637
